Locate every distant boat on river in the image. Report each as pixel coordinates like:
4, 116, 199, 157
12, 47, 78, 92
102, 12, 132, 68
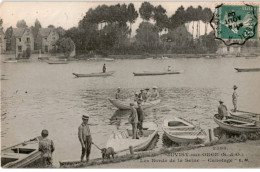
133, 70, 184, 76
234, 68, 260, 72
72, 71, 115, 77
3, 59, 18, 63
47, 59, 68, 64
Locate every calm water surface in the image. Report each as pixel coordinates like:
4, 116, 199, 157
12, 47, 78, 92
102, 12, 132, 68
1, 56, 260, 165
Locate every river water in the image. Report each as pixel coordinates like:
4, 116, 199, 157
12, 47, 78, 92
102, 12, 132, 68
1, 55, 260, 166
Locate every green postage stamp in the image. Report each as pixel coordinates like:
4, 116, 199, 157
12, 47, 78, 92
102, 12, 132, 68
211, 4, 258, 45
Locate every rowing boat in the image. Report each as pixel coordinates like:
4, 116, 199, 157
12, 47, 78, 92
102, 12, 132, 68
3, 60, 18, 63
108, 99, 161, 110
47, 60, 68, 64
234, 68, 260, 72
133, 70, 183, 76
1, 138, 41, 168
106, 122, 158, 155
213, 114, 260, 134
72, 71, 115, 77
162, 117, 207, 144
229, 110, 260, 122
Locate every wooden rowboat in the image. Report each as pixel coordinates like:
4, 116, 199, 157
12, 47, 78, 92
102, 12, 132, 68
3, 60, 18, 63
106, 122, 158, 155
1, 139, 41, 168
133, 70, 183, 76
47, 60, 68, 64
234, 68, 260, 72
162, 117, 207, 144
108, 99, 161, 110
229, 110, 260, 122
72, 71, 115, 77
213, 114, 260, 134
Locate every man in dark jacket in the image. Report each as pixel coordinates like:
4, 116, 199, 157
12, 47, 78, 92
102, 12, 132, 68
136, 101, 144, 136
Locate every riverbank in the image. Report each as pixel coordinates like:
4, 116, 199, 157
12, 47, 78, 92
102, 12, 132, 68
84, 139, 260, 168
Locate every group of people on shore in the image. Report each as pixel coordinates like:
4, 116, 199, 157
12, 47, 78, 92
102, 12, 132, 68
217, 85, 238, 120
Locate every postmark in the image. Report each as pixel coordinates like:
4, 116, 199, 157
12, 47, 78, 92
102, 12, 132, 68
210, 4, 258, 46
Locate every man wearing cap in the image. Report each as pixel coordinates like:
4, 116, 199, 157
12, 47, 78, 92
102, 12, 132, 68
134, 92, 139, 102
38, 129, 55, 167
78, 115, 92, 162
232, 85, 238, 112
145, 88, 151, 100
139, 89, 146, 102
116, 87, 121, 99
218, 100, 228, 120
129, 103, 139, 139
150, 86, 160, 100
136, 101, 144, 136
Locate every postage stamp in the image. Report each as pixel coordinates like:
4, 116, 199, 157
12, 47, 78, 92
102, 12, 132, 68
211, 4, 258, 45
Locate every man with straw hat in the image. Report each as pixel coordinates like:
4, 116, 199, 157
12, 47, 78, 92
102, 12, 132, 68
218, 100, 228, 120
78, 114, 92, 162
232, 85, 238, 112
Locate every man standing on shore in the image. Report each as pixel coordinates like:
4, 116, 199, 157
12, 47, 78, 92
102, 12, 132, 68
38, 129, 55, 167
218, 100, 228, 120
115, 87, 121, 99
78, 115, 92, 162
232, 85, 238, 112
103, 64, 106, 73
136, 101, 144, 136
129, 103, 138, 139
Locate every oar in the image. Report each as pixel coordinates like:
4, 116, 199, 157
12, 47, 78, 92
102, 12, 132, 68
92, 142, 102, 150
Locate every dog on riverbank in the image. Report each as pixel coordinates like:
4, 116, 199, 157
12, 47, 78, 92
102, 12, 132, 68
101, 147, 116, 161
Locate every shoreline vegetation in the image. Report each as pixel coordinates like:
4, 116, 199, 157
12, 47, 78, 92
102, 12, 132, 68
59, 131, 260, 168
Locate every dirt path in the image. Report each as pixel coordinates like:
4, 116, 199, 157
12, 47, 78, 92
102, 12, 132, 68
87, 140, 260, 168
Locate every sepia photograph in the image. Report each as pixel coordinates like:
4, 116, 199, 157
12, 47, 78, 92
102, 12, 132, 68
0, 0, 260, 168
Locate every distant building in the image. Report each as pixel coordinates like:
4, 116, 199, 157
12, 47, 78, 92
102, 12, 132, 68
11, 28, 34, 57
36, 28, 59, 53
0, 29, 6, 53
216, 43, 241, 55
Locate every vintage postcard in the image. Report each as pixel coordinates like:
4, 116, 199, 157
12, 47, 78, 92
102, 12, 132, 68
1, 1, 260, 168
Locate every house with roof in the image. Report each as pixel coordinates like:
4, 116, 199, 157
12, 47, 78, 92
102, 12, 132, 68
10, 28, 34, 56
216, 43, 241, 55
36, 28, 59, 53
0, 29, 6, 53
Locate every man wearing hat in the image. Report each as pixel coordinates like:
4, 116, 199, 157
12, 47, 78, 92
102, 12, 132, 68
232, 85, 238, 112
129, 103, 139, 139
150, 86, 160, 100
218, 100, 228, 120
116, 87, 121, 99
139, 89, 145, 102
38, 129, 55, 167
134, 92, 139, 102
78, 115, 92, 162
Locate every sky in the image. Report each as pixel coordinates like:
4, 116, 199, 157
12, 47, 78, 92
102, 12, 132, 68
0, 1, 215, 36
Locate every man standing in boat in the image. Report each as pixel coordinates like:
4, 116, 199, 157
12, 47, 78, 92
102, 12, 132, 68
78, 115, 92, 162
136, 101, 144, 137
232, 85, 238, 112
38, 129, 55, 167
129, 103, 139, 139
218, 100, 229, 120
103, 64, 106, 73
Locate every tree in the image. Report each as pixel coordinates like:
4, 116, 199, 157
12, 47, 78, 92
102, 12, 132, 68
139, 2, 154, 21
153, 5, 168, 32
5, 27, 13, 51
16, 20, 27, 28
135, 22, 158, 49
56, 26, 66, 38
31, 19, 42, 50
57, 37, 75, 58
48, 25, 55, 28
127, 3, 138, 37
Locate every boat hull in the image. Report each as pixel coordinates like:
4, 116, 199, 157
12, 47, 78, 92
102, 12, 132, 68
234, 68, 260, 72
72, 71, 115, 77
106, 122, 158, 154
213, 114, 260, 134
1, 139, 41, 168
108, 99, 161, 110
133, 70, 183, 76
162, 117, 207, 144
